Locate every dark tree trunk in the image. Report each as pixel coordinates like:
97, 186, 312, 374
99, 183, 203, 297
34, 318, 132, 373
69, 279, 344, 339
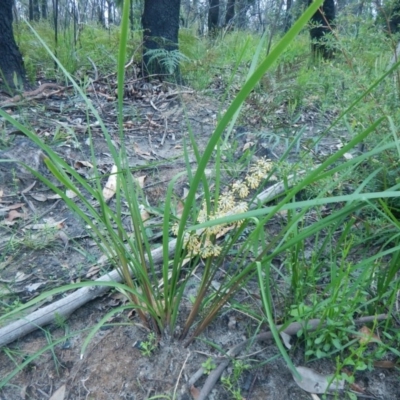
284, 0, 293, 32
388, 0, 400, 34
32, 0, 40, 21
53, 0, 59, 71
236, 0, 249, 29
208, 0, 219, 35
41, 0, 48, 19
98, 0, 105, 27
309, 0, 335, 59
182, 0, 192, 27
29, 0, 33, 21
142, 0, 182, 80
0, 0, 26, 93
225, 0, 235, 28
107, 0, 113, 24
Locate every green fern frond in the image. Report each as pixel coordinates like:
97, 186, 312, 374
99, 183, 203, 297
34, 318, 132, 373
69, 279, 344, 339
144, 48, 190, 74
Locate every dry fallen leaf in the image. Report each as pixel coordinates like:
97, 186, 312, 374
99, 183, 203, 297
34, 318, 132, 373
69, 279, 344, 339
373, 360, 396, 368
133, 143, 156, 160
25, 282, 44, 292
25, 218, 67, 230
228, 315, 237, 330
30, 193, 49, 202
86, 265, 101, 278
7, 210, 27, 222
21, 181, 37, 194
102, 165, 118, 201
349, 381, 366, 394
0, 256, 14, 270
242, 141, 255, 151
15, 272, 31, 282
358, 326, 381, 345
176, 199, 185, 217
292, 366, 345, 394
74, 160, 93, 169
190, 385, 200, 399
280, 331, 292, 349
7, 203, 25, 210
47, 189, 78, 199
65, 189, 78, 199
55, 231, 69, 249
343, 152, 353, 160
135, 175, 146, 188
49, 384, 66, 400
182, 187, 189, 199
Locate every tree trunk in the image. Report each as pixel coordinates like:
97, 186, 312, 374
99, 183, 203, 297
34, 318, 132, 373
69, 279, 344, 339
388, 0, 400, 34
142, 0, 182, 80
29, 0, 33, 21
107, 0, 113, 24
0, 0, 26, 93
98, 0, 105, 27
182, 0, 191, 27
32, 0, 40, 21
236, 0, 249, 29
284, 0, 293, 32
208, 0, 219, 35
309, 0, 335, 60
225, 0, 235, 28
53, 0, 59, 71
41, 0, 48, 19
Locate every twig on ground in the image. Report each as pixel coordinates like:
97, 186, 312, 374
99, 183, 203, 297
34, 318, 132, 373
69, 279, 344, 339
18, 199, 61, 230
87, 57, 99, 81
160, 117, 168, 146
0, 238, 177, 347
173, 351, 191, 399
0, 83, 63, 108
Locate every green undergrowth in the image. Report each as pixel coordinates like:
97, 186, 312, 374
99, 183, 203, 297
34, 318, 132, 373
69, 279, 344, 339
15, 21, 141, 81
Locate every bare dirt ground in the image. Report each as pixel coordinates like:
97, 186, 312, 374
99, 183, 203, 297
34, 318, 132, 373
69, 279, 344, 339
0, 74, 399, 399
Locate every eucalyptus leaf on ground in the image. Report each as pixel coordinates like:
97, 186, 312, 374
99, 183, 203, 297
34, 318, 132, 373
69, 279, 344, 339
292, 366, 345, 394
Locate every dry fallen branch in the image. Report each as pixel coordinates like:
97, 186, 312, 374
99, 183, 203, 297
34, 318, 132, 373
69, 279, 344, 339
0, 175, 298, 347
0, 83, 63, 108
0, 240, 177, 348
192, 314, 390, 400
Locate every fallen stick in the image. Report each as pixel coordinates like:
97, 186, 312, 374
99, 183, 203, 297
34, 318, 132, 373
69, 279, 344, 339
0, 176, 296, 348
0, 240, 176, 348
0, 83, 63, 108
193, 314, 389, 400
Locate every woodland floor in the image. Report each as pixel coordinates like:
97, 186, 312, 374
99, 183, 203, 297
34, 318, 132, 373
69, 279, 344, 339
0, 74, 399, 399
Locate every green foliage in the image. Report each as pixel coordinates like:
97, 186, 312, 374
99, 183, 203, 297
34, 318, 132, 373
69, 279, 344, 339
139, 332, 158, 357
221, 359, 250, 399
144, 48, 190, 75
201, 357, 216, 374
15, 21, 139, 81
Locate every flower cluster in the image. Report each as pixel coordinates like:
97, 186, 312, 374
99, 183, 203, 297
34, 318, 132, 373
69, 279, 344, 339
173, 157, 273, 258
